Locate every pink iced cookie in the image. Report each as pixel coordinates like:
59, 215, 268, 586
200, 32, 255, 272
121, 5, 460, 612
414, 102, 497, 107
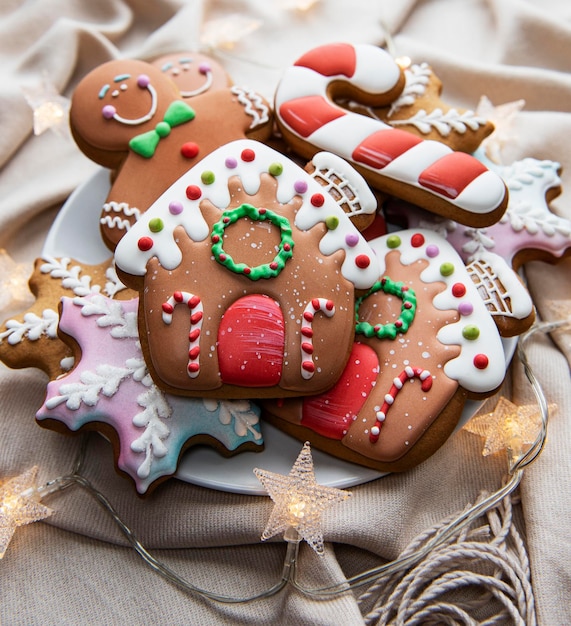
275, 42, 508, 228
36, 294, 263, 494
389, 153, 569, 271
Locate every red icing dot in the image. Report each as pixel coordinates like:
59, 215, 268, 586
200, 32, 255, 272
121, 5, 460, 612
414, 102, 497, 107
325, 299, 334, 311
174, 291, 184, 303
311, 193, 325, 207
181, 142, 199, 159
241, 148, 256, 162
301, 342, 314, 354
301, 327, 314, 338
138, 236, 153, 251
243, 267, 251, 275
411, 233, 425, 247
452, 283, 467, 297
211, 234, 220, 243
186, 185, 202, 200
189, 346, 200, 360
355, 254, 371, 269
302, 360, 315, 373
162, 302, 174, 314
189, 295, 201, 309
473, 354, 489, 369
190, 311, 203, 324
189, 328, 200, 342
188, 362, 200, 373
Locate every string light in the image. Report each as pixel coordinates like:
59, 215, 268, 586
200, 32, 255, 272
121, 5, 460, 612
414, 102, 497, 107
0, 313, 560, 602
200, 14, 262, 51
0, 249, 34, 317
476, 96, 526, 164
21, 74, 70, 137
0, 467, 54, 559
464, 396, 557, 470
254, 441, 351, 555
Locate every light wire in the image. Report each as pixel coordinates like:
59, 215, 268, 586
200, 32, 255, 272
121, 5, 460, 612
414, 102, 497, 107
35, 316, 562, 603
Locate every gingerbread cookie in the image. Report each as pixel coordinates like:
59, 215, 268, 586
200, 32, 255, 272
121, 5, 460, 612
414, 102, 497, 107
114, 139, 379, 399
69, 59, 272, 250
0, 256, 131, 378
274, 42, 508, 228
151, 52, 232, 97
262, 229, 511, 473
36, 294, 263, 494
345, 62, 494, 153
388, 153, 569, 271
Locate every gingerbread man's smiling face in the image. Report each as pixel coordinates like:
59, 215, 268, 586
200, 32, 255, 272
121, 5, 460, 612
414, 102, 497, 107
152, 52, 231, 98
70, 59, 181, 168
99, 72, 158, 125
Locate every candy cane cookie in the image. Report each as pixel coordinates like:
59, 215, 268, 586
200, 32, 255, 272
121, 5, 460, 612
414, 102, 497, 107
275, 43, 508, 228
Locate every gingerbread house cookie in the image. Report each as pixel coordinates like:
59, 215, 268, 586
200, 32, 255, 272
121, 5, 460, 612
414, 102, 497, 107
262, 229, 512, 473
114, 139, 379, 398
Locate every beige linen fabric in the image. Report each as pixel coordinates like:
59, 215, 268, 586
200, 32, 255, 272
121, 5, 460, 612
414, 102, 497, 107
0, 1, 570, 624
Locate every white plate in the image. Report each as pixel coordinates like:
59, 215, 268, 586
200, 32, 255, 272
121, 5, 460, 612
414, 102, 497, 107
43, 169, 513, 494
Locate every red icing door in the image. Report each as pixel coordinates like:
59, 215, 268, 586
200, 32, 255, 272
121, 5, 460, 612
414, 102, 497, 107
302, 342, 379, 439
217, 294, 285, 387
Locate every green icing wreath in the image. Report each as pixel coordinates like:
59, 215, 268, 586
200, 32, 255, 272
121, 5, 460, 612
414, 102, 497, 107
211, 203, 294, 280
355, 276, 417, 340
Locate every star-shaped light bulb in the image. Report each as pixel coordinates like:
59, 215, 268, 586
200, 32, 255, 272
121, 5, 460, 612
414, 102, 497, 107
200, 15, 262, 50
0, 467, 53, 559
476, 96, 525, 164
0, 249, 34, 317
254, 442, 351, 555
280, 0, 320, 11
21, 74, 70, 137
464, 396, 556, 468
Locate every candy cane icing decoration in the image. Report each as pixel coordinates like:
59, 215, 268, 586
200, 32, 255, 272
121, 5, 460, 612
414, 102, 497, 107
300, 298, 335, 379
275, 43, 508, 227
161, 291, 203, 378
370, 366, 432, 443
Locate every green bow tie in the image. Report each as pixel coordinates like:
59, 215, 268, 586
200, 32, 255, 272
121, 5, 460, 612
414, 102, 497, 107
129, 101, 195, 158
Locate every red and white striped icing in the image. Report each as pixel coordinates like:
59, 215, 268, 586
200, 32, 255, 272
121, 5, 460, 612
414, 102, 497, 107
275, 43, 507, 221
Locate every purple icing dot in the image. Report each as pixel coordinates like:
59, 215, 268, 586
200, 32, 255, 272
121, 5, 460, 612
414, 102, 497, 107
426, 244, 439, 258
199, 62, 211, 75
102, 104, 116, 119
294, 180, 308, 194
169, 200, 183, 215
137, 74, 150, 88
225, 157, 238, 169
345, 233, 359, 247
458, 301, 474, 316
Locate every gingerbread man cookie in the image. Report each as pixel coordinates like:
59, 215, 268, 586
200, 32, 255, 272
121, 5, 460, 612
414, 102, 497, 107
70, 59, 272, 250
0, 256, 131, 378
274, 42, 508, 228
345, 62, 494, 153
114, 139, 379, 399
262, 229, 512, 474
36, 294, 263, 494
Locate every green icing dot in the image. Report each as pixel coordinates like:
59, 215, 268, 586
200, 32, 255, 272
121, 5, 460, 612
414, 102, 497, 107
325, 215, 339, 230
148, 218, 164, 233
462, 324, 480, 340
268, 162, 283, 176
440, 262, 455, 276
387, 235, 401, 249
201, 170, 215, 185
